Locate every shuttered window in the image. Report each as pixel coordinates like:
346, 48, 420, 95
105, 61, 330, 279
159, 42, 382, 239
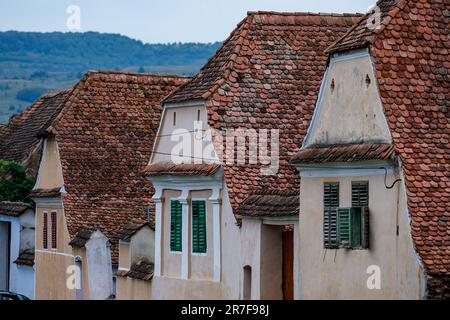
43, 212, 48, 249
337, 208, 352, 248
192, 200, 207, 253
352, 181, 369, 207
170, 200, 182, 252
323, 182, 339, 249
51, 211, 57, 249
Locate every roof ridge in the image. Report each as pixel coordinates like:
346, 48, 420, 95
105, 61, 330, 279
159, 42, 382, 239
248, 11, 363, 17
87, 70, 192, 79
201, 14, 254, 101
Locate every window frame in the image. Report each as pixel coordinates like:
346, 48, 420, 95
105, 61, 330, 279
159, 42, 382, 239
191, 198, 207, 255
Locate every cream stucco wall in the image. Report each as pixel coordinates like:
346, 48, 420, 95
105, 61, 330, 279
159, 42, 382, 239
298, 173, 422, 299
152, 104, 214, 164
304, 51, 392, 147
116, 277, 152, 300
35, 203, 76, 300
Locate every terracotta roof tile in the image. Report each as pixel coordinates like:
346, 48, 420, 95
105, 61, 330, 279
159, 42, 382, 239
184, 12, 361, 212
292, 143, 396, 164
28, 187, 61, 199
236, 189, 300, 218
117, 257, 154, 281
68, 227, 97, 248
0, 201, 32, 217
115, 219, 153, 241
144, 161, 221, 176
51, 71, 189, 262
14, 249, 35, 267
323, 0, 449, 287
0, 89, 71, 169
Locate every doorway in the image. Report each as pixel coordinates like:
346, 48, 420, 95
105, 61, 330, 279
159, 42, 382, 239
0, 221, 11, 291
282, 229, 294, 300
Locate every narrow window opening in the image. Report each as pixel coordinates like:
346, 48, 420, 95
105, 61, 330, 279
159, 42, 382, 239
197, 110, 201, 121
365, 74, 371, 88
43, 212, 48, 249
173, 111, 177, 126
330, 78, 335, 93
243, 266, 252, 300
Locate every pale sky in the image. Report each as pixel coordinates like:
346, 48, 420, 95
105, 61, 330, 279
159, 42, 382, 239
0, 0, 375, 43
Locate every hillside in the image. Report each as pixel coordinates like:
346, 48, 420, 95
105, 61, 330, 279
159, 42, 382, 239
0, 31, 221, 123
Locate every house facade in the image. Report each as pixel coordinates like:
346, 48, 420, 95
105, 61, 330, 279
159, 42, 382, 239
27, 71, 188, 299
292, 0, 449, 299
145, 12, 361, 300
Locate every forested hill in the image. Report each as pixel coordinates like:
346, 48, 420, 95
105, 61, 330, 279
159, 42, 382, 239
0, 31, 221, 123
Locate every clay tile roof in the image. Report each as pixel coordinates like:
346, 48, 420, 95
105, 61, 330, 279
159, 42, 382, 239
14, 249, 35, 267
326, 0, 403, 54
167, 12, 360, 212
68, 227, 97, 248
0, 89, 71, 166
0, 201, 32, 217
28, 187, 61, 199
292, 143, 396, 164
236, 189, 300, 218
118, 257, 154, 281
144, 161, 221, 176
116, 219, 153, 241
324, 0, 450, 291
50, 71, 189, 263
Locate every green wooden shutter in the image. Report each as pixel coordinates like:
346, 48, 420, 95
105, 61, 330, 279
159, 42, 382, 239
324, 182, 339, 249
362, 207, 370, 249
170, 200, 182, 252
192, 200, 207, 253
338, 208, 352, 248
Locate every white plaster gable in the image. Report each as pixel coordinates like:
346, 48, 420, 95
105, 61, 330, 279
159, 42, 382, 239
303, 50, 392, 148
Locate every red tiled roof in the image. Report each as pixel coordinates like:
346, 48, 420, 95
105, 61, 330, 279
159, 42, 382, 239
236, 189, 300, 218
117, 257, 154, 281
168, 12, 360, 212
144, 161, 221, 176
326, 0, 402, 54
0, 201, 32, 217
0, 89, 71, 174
323, 0, 449, 285
68, 227, 97, 248
115, 219, 153, 241
50, 71, 189, 262
292, 143, 396, 164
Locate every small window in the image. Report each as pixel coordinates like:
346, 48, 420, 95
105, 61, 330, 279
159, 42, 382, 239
365, 74, 371, 88
192, 200, 207, 253
197, 110, 201, 121
323, 182, 339, 249
51, 211, 57, 249
170, 200, 182, 252
243, 266, 252, 300
330, 78, 335, 93
173, 111, 177, 126
43, 212, 48, 249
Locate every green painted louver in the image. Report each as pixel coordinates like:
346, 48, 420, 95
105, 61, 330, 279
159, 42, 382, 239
170, 200, 182, 252
338, 208, 352, 249
323, 182, 339, 249
192, 200, 207, 253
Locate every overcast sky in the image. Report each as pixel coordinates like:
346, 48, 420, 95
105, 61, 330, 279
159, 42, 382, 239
0, 0, 375, 43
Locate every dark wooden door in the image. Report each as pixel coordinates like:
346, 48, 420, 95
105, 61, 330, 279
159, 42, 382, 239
282, 230, 294, 300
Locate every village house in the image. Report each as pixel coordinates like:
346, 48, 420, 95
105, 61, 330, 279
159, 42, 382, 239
0, 93, 66, 298
25, 71, 188, 299
144, 11, 361, 300
292, 0, 449, 299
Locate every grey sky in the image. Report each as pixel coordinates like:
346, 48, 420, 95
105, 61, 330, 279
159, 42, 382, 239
0, 0, 375, 43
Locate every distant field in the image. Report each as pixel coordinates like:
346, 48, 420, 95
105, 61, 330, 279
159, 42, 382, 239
0, 31, 221, 124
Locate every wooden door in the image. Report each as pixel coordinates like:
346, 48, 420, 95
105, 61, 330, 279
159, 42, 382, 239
282, 230, 294, 300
